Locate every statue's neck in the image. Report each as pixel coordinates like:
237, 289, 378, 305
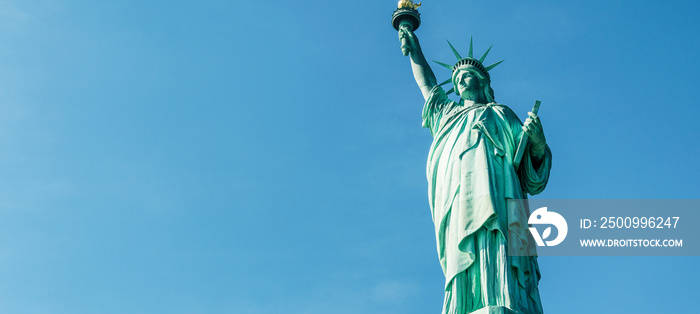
460, 91, 487, 105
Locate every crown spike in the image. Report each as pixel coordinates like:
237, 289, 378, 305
468, 37, 473, 58
447, 40, 462, 60
479, 45, 493, 63
433, 60, 454, 70
484, 59, 505, 72
445, 87, 455, 95
438, 78, 452, 86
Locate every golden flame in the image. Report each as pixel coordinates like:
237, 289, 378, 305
398, 0, 421, 10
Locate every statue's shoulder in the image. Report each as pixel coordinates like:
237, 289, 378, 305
488, 103, 522, 122
488, 102, 510, 109
427, 85, 456, 108
429, 85, 448, 98
488, 102, 514, 113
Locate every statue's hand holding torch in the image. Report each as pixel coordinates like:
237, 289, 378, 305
392, 1, 421, 56
398, 24, 415, 56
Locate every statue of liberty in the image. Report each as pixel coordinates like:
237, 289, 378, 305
393, 2, 552, 313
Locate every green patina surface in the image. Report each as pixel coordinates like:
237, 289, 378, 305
395, 4, 552, 313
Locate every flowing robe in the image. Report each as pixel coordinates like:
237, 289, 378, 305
422, 86, 552, 314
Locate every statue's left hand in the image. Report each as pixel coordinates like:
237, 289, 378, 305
523, 112, 546, 157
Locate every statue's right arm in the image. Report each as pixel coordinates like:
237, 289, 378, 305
399, 26, 437, 101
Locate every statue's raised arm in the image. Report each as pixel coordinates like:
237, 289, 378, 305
398, 27, 437, 100
392, 1, 436, 100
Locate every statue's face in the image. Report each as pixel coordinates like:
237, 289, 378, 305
454, 66, 482, 96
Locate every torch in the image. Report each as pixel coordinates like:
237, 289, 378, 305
392, 1, 422, 56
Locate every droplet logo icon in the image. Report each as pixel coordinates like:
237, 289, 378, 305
528, 207, 568, 247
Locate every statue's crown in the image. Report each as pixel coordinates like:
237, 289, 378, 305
433, 38, 504, 95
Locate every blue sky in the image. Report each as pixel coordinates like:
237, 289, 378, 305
0, 0, 698, 313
